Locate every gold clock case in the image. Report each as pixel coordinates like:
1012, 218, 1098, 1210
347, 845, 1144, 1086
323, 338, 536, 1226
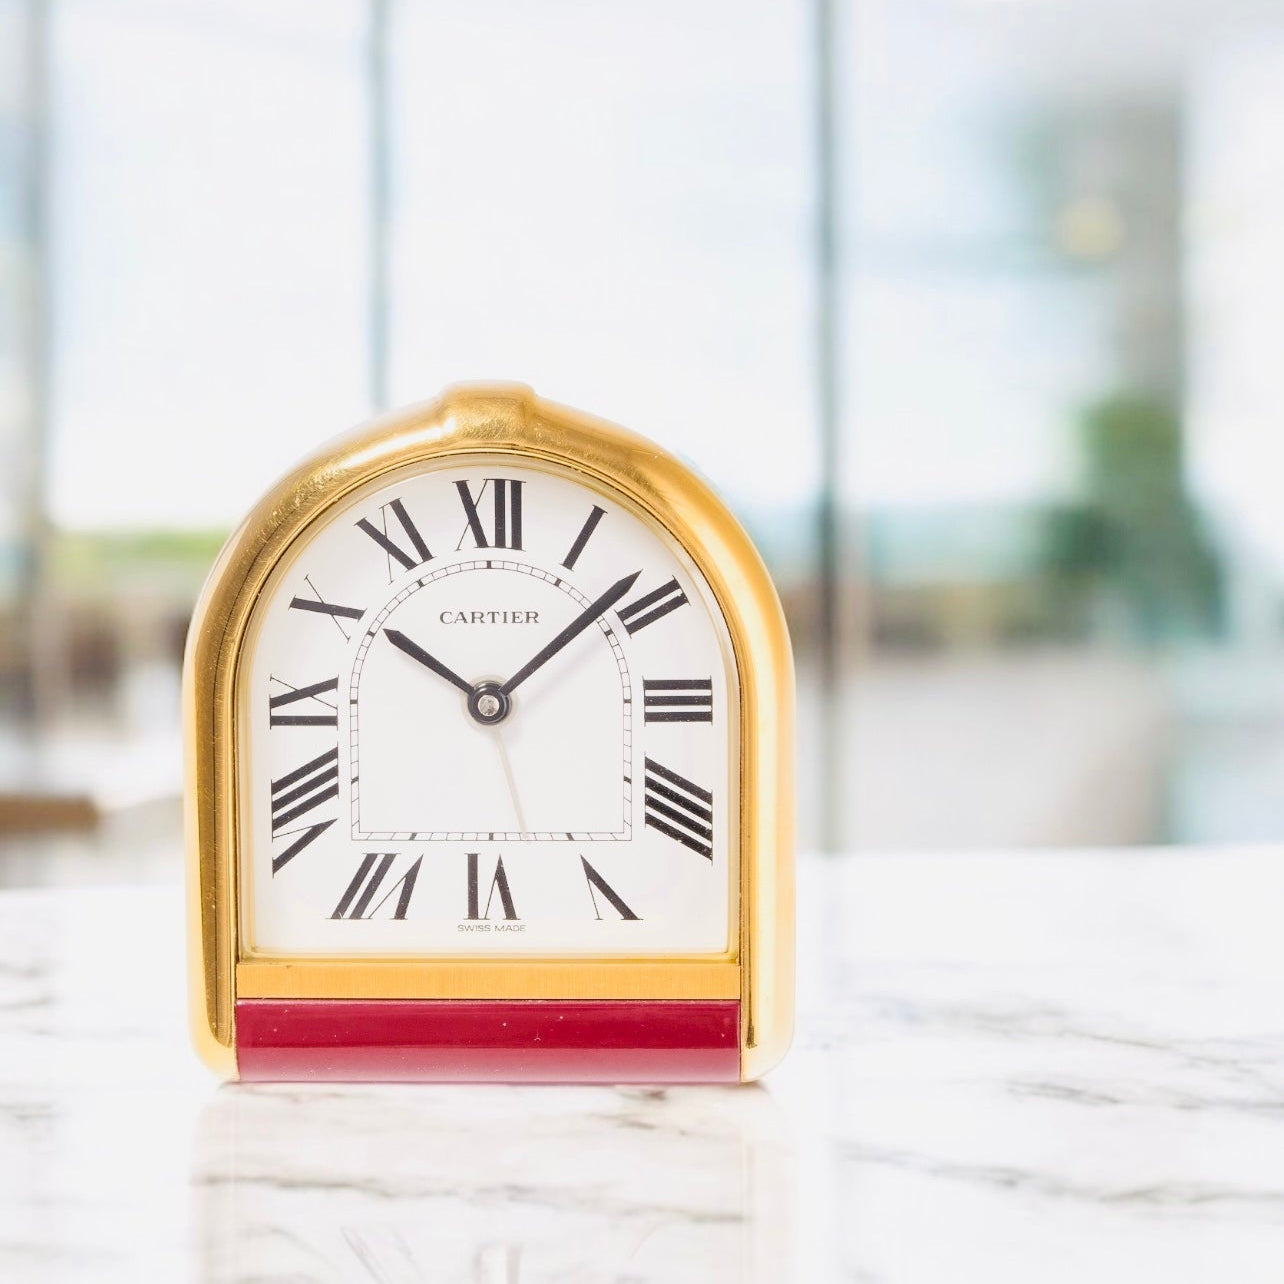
184, 385, 795, 1081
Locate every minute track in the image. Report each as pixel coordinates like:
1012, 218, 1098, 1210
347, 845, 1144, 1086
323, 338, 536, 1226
348, 557, 634, 843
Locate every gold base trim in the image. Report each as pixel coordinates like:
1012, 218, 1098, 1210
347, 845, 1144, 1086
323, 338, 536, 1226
236, 959, 741, 1001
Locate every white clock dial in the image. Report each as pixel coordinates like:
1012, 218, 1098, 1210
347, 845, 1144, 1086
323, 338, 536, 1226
239, 456, 738, 956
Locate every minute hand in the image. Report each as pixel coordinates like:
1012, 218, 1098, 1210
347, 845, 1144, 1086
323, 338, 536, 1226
499, 570, 640, 697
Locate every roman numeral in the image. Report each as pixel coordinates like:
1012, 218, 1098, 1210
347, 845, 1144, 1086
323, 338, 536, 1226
561, 504, 606, 570
466, 852, 518, 920
331, 853, 422, 919
581, 856, 639, 920
270, 747, 339, 873
616, 576, 688, 635
356, 496, 434, 575
643, 757, 713, 859
289, 575, 365, 640
268, 675, 339, 727
642, 678, 713, 723
455, 478, 524, 550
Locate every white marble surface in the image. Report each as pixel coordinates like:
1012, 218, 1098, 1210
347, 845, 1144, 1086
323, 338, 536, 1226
2, 849, 1283, 1282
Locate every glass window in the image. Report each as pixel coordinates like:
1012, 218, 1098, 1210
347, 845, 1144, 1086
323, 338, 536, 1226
387, 1, 817, 517
47, 0, 370, 530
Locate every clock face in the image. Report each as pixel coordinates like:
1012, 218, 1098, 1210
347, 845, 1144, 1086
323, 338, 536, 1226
239, 455, 739, 956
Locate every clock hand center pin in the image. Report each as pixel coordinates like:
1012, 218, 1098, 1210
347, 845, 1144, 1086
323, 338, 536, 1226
465, 680, 511, 726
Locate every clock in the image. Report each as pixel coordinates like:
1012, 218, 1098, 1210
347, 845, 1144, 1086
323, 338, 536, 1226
185, 385, 793, 1082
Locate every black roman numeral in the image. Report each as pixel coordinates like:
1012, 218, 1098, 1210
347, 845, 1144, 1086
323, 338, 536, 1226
581, 856, 639, 920
642, 678, 713, 723
331, 853, 422, 919
289, 575, 365, 640
268, 675, 339, 727
616, 577, 688, 635
466, 852, 518, 920
356, 496, 434, 576
270, 747, 339, 873
561, 504, 606, 570
455, 478, 524, 550
643, 757, 713, 859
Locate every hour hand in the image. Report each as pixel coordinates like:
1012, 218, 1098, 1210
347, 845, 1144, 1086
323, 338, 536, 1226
384, 628, 473, 696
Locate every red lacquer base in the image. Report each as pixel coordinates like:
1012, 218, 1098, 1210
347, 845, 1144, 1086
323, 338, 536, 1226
235, 999, 741, 1083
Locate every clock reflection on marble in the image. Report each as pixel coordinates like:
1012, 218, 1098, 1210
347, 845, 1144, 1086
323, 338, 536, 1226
194, 1083, 790, 1283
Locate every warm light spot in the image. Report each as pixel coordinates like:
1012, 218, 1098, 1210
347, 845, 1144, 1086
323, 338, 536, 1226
1056, 195, 1125, 261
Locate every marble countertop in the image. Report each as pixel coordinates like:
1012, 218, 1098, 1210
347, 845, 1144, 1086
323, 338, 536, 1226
2, 848, 1283, 1282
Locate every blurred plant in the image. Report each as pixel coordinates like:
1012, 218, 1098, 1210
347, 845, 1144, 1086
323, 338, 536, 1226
1044, 395, 1223, 644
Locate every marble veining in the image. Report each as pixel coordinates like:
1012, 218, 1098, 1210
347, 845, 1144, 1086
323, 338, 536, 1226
3, 851, 1284, 1281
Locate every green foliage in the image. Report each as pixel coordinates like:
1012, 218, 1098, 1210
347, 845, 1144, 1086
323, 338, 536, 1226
1045, 395, 1222, 643
48, 529, 228, 597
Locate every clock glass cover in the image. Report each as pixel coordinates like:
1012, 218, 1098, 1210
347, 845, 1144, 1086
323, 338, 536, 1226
240, 456, 738, 957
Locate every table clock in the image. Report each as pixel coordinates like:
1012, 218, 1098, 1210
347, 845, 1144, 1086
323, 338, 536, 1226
185, 385, 793, 1082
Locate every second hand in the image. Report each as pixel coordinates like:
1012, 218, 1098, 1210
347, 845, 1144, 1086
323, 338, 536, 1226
491, 726, 529, 835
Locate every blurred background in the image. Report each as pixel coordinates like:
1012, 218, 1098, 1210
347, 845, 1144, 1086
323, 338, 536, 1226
3, 0, 1284, 880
